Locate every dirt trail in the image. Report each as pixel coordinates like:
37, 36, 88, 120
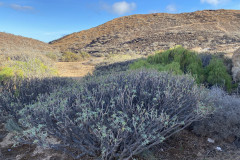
56, 57, 104, 78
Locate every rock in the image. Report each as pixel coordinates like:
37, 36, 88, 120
207, 138, 215, 143
232, 48, 240, 81
215, 146, 223, 151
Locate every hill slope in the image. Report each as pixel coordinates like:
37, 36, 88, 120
50, 9, 240, 55
0, 32, 59, 56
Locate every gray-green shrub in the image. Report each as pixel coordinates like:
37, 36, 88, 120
192, 86, 240, 141
16, 70, 212, 160
93, 59, 137, 76
0, 77, 75, 123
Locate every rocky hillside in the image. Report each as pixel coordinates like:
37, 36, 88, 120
50, 9, 240, 56
0, 32, 59, 56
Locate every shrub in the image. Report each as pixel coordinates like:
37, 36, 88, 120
131, 46, 205, 83
163, 62, 183, 75
0, 77, 75, 123
80, 51, 91, 59
60, 52, 90, 62
1, 52, 54, 66
199, 53, 233, 76
0, 59, 58, 84
45, 52, 58, 61
192, 87, 240, 141
205, 58, 232, 91
16, 70, 212, 160
130, 60, 183, 75
93, 59, 137, 76
198, 53, 213, 67
130, 47, 234, 91
0, 66, 22, 83
147, 46, 201, 71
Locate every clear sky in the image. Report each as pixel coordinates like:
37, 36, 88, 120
0, 0, 240, 42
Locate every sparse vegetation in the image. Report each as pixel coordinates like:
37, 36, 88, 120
60, 51, 90, 62
0, 59, 58, 84
104, 53, 144, 64
45, 52, 59, 61
0, 48, 239, 159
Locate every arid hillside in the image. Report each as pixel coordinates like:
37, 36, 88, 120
50, 9, 240, 55
0, 32, 59, 56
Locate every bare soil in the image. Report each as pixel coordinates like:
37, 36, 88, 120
55, 57, 104, 78
1, 124, 240, 160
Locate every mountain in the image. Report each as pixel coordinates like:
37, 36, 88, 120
50, 9, 240, 56
0, 32, 59, 56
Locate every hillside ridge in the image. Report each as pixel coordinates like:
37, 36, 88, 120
50, 9, 240, 55
0, 32, 59, 56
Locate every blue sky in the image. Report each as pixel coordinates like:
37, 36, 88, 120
0, 0, 240, 42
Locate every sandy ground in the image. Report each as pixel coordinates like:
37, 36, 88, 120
55, 57, 105, 78
55, 54, 143, 78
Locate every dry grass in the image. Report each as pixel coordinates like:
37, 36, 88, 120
56, 54, 146, 78
56, 61, 95, 77
56, 57, 104, 77
103, 53, 145, 64
0, 32, 59, 56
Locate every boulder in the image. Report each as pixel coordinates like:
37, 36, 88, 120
232, 48, 240, 81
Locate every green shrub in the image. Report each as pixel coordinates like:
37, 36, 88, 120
80, 51, 91, 59
0, 66, 23, 83
205, 58, 232, 91
60, 51, 90, 62
16, 70, 212, 160
130, 46, 234, 91
0, 59, 58, 84
162, 62, 183, 75
130, 60, 182, 75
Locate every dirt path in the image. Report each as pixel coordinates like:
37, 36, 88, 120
56, 57, 105, 78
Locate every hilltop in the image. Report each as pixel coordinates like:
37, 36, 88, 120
0, 32, 59, 56
50, 9, 240, 55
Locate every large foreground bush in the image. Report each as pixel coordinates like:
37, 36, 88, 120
16, 70, 212, 160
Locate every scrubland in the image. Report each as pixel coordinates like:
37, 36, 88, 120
0, 47, 240, 160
